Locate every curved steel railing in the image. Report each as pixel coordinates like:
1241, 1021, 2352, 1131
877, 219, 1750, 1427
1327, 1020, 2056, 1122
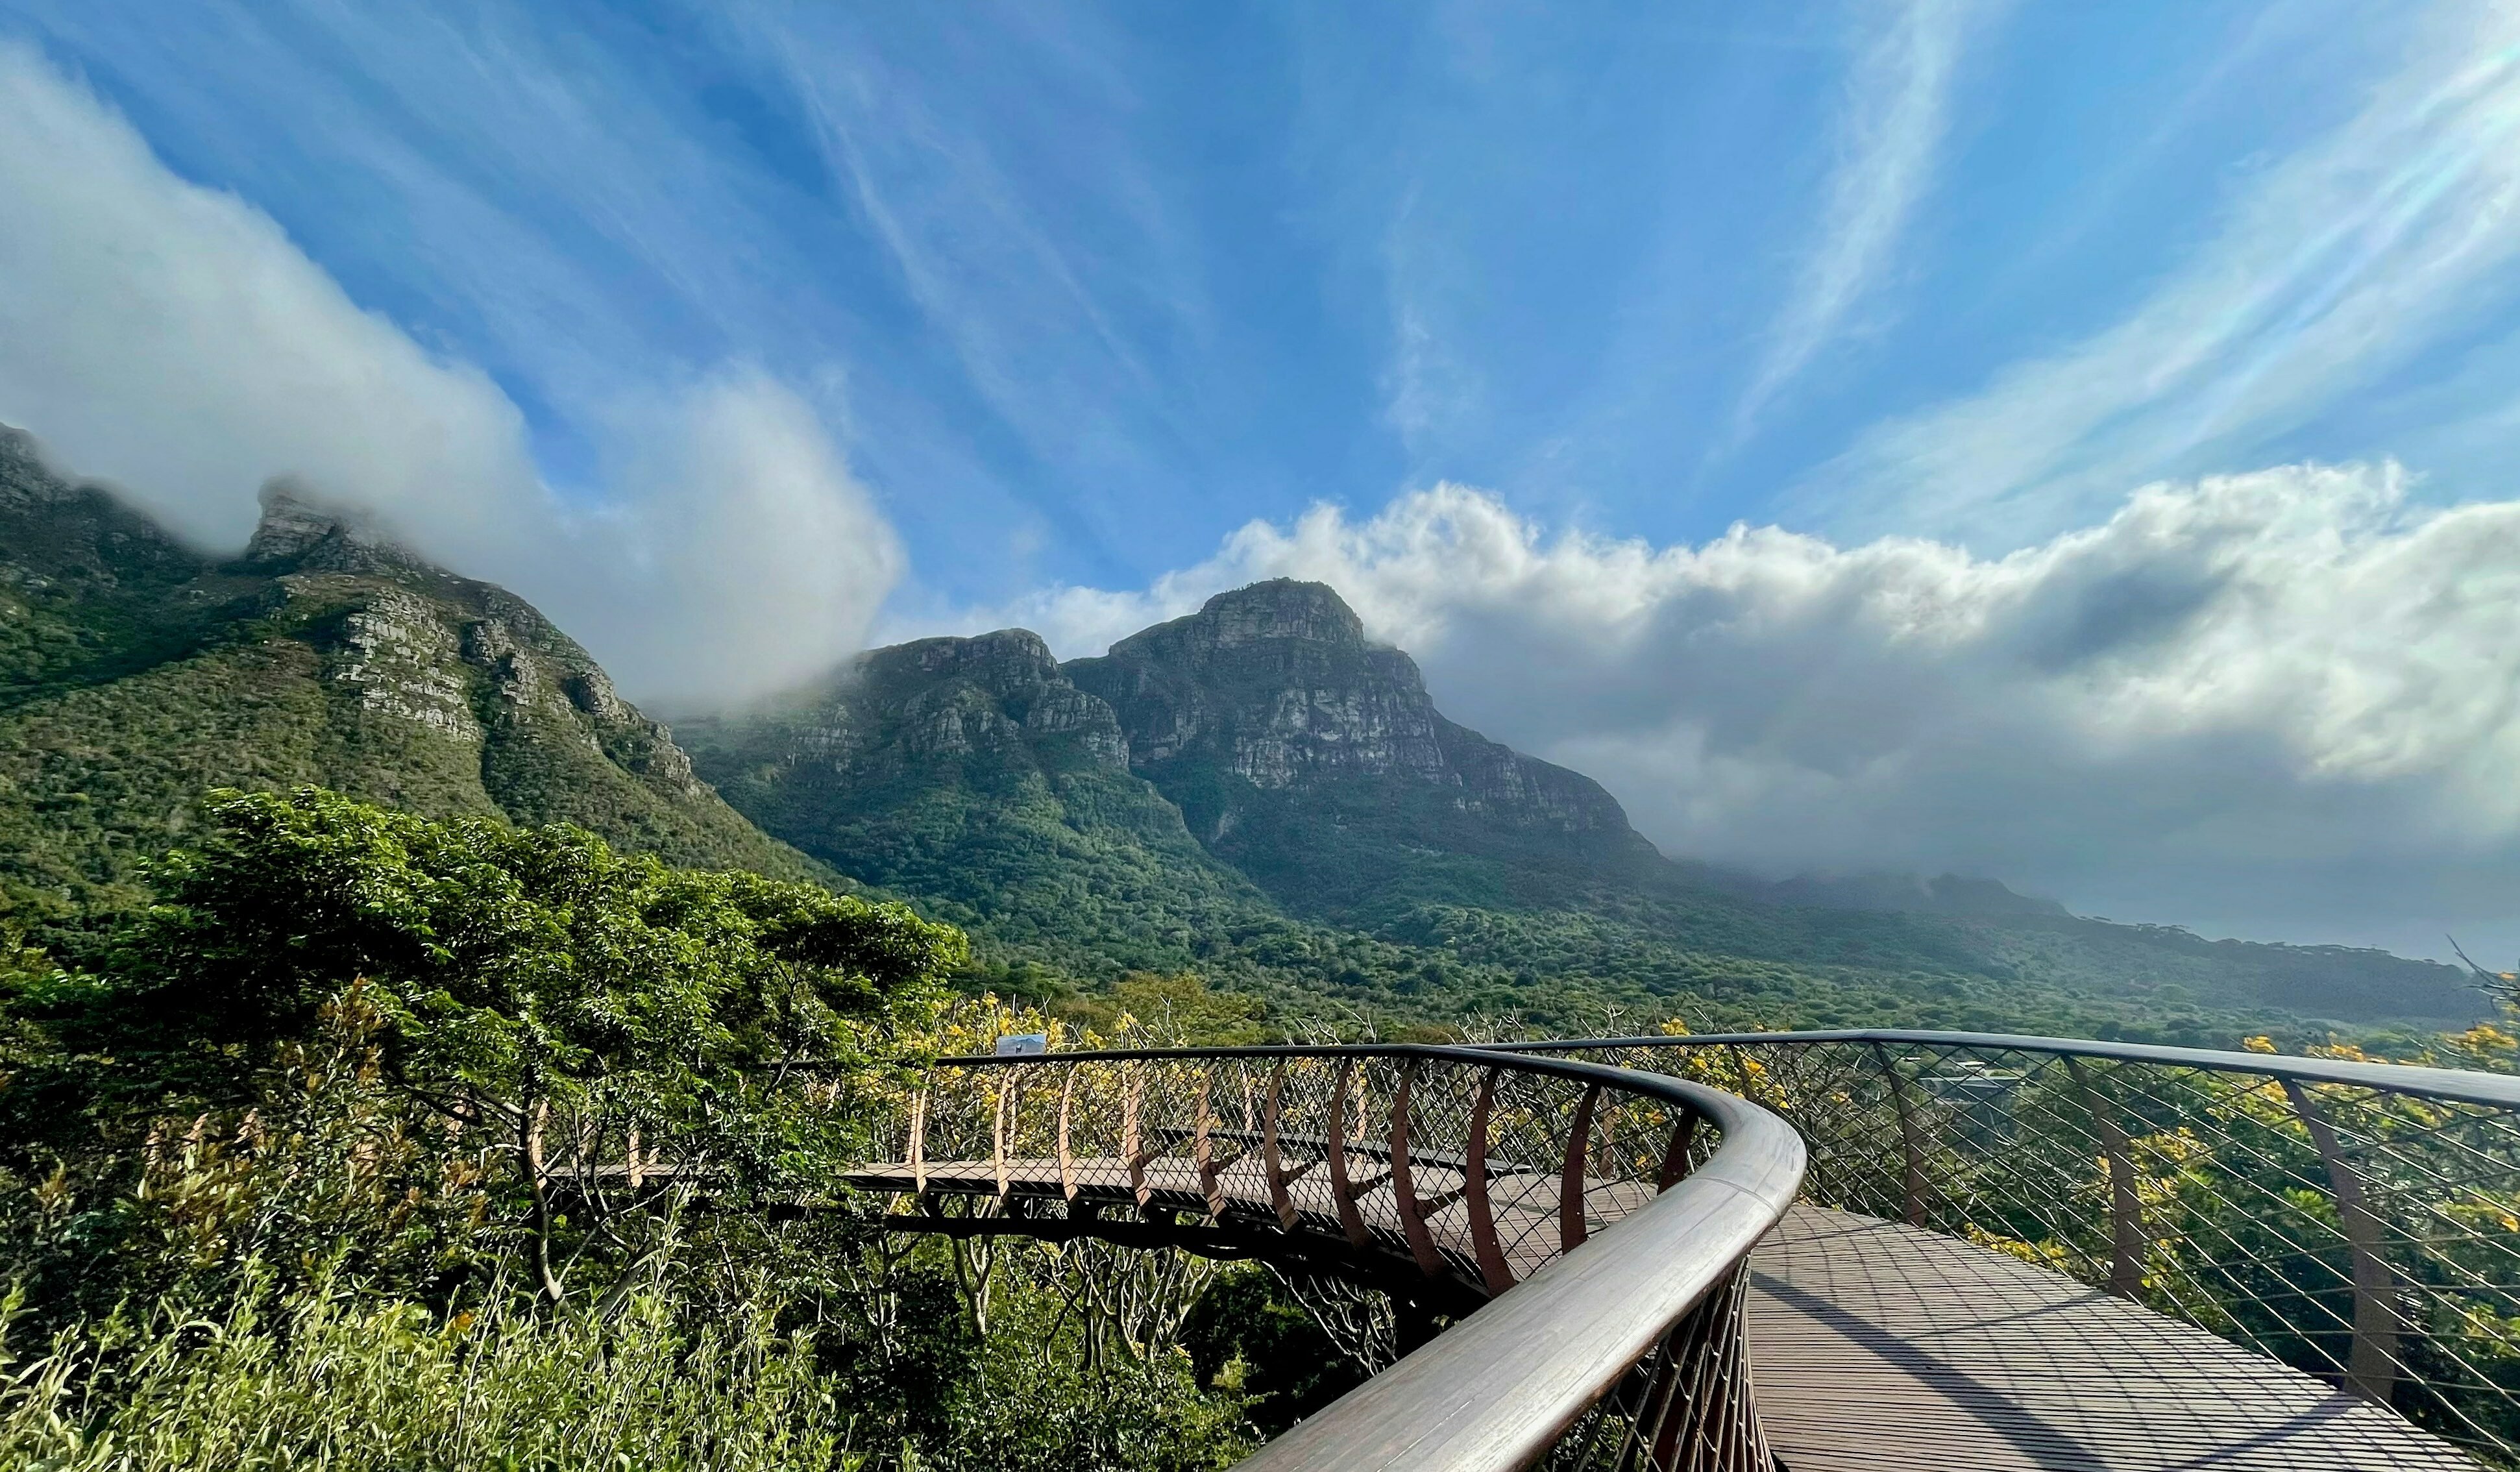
851, 1044, 1805, 1472
1498, 1029, 2520, 1464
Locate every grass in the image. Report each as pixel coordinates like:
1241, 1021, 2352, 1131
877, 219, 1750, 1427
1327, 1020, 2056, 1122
0, 1270, 853, 1472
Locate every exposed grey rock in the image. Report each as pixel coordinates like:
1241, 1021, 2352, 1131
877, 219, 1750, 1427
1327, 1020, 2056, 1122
707, 627, 1133, 787
318, 585, 482, 741
242, 480, 419, 576
1066, 578, 1639, 840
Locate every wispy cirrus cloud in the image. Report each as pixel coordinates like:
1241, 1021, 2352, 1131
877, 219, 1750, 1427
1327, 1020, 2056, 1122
1733, 0, 2006, 439
1818, 0, 2520, 546
735, 6, 1209, 561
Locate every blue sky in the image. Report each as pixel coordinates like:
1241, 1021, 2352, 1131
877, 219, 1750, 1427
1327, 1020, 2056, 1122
12, 0, 2502, 604
8, 0, 2520, 955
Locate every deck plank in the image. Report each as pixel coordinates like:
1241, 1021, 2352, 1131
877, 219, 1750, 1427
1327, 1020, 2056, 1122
848, 1159, 2477, 1468
1747, 1206, 2476, 1471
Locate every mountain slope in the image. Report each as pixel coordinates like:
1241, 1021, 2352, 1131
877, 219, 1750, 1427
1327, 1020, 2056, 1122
674, 628, 1277, 975
0, 430, 825, 926
5, 428, 2475, 1038
683, 580, 2479, 1032
1065, 579, 1663, 916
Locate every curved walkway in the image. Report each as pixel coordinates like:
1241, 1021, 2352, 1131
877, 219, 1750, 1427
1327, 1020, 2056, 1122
850, 1159, 2477, 1469
1748, 1207, 2473, 1471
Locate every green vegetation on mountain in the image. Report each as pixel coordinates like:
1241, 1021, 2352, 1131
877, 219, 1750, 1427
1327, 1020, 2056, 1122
671, 629, 1271, 977
689, 579, 2481, 1046
0, 434, 2481, 1049
0, 430, 826, 935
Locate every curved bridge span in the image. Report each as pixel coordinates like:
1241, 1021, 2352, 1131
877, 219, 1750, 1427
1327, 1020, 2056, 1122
849, 1035, 2514, 1471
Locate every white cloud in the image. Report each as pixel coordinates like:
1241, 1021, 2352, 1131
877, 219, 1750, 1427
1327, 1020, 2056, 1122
598, 369, 903, 702
1821, 0, 2520, 546
0, 42, 898, 703
1734, 0, 2001, 436
959, 467, 2520, 958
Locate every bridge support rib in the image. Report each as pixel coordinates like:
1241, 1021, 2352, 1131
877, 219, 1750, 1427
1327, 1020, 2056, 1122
2065, 1057, 2144, 1301
2281, 1077, 2401, 1406
1870, 1042, 1928, 1228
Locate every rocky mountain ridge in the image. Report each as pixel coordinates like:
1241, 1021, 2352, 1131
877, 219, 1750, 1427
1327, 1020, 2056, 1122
674, 622, 1270, 976
1066, 580, 1647, 856
2, 427, 2482, 1031
0, 429, 822, 924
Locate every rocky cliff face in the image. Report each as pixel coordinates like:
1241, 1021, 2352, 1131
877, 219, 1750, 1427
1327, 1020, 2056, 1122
682, 580, 1668, 934
859, 630, 1130, 773
676, 626, 1266, 971
710, 628, 1132, 787
235, 483, 713, 807
0, 434, 821, 921
1066, 580, 1647, 850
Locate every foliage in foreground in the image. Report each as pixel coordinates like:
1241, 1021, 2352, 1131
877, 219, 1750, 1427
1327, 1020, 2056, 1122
0, 789, 1284, 1470
0, 1277, 848, 1472
0, 1253, 1259, 1472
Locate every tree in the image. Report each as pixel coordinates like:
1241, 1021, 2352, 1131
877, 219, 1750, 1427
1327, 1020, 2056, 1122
6, 787, 968, 1302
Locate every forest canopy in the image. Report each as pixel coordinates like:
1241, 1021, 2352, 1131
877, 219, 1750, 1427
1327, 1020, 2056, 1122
0, 790, 1308, 1471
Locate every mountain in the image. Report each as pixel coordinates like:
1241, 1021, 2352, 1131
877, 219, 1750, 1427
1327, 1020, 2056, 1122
685, 580, 2484, 1033
668, 628, 1276, 975
0, 430, 2480, 1038
0, 428, 824, 927
1064, 580, 1661, 916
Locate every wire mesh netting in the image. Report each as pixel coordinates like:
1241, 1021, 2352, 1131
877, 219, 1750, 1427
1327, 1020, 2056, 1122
852, 1047, 1783, 1472
1535, 1035, 2520, 1466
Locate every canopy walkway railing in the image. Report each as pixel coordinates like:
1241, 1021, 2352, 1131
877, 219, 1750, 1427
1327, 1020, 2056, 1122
848, 1044, 1805, 1472
1500, 1029, 2520, 1465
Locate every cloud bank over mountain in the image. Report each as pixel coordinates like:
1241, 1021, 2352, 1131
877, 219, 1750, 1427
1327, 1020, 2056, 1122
970, 467, 2520, 960
6, 23, 2518, 961
0, 43, 899, 704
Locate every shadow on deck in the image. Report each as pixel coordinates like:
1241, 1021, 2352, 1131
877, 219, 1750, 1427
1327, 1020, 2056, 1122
848, 1160, 2477, 1470
1746, 1207, 2472, 1471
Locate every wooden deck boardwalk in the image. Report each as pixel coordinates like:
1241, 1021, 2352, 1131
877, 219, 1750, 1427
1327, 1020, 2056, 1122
851, 1160, 2476, 1469
1747, 1207, 2476, 1471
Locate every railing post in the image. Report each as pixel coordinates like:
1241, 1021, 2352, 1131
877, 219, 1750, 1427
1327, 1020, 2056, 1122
1656, 1108, 1701, 1192
2064, 1057, 2143, 1299
1265, 1061, 1295, 1229
1057, 1067, 1077, 1202
1195, 1069, 1223, 1220
909, 1086, 928, 1197
1390, 1061, 1446, 1277
1562, 1083, 1604, 1253
1870, 1042, 1927, 1227
2281, 1077, 2401, 1405
1329, 1059, 1372, 1248
992, 1070, 1014, 1204
1124, 1065, 1150, 1208
1465, 1066, 1513, 1293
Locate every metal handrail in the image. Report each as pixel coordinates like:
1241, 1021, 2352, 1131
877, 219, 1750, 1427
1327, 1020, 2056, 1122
1495, 1027, 2520, 1464
865, 1043, 1807, 1472
1497, 1027, 2520, 1108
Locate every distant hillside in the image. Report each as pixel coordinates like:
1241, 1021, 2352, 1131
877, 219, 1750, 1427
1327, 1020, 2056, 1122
1064, 579, 1661, 916
688, 580, 2484, 1033
669, 628, 1274, 974
0, 429, 826, 927
0, 429, 2480, 1039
